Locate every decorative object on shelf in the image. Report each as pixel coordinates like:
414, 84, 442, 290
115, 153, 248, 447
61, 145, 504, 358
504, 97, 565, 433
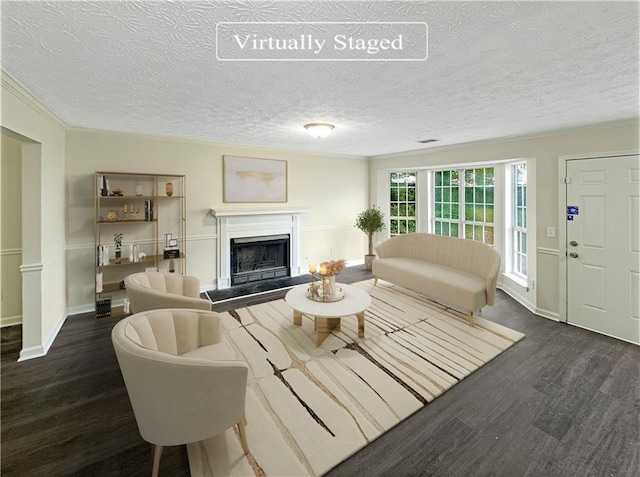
106, 210, 119, 222
96, 272, 103, 293
99, 175, 109, 196
166, 182, 174, 197
122, 202, 140, 219
96, 296, 112, 318
306, 259, 346, 302
144, 200, 154, 221
135, 183, 143, 196
111, 187, 123, 196
169, 260, 175, 273
96, 245, 109, 266
163, 232, 180, 258
123, 298, 130, 314
355, 205, 385, 270
138, 252, 146, 262
223, 155, 287, 203
114, 233, 123, 264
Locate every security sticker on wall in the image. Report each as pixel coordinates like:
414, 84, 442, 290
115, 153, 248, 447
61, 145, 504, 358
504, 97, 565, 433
567, 206, 579, 215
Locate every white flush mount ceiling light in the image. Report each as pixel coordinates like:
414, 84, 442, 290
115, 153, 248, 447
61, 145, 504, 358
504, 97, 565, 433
304, 123, 335, 137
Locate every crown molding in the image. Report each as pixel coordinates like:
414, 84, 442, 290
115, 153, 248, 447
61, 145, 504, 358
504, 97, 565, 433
67, 126, 367, 161
1, 69, 68, 129
370, 117, 640, 161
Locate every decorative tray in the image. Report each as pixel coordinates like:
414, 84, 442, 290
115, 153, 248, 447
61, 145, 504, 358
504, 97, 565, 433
305, 285, 345, 303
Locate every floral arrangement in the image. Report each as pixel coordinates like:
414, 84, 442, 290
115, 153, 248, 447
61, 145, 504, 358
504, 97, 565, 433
309, 259, 346, 277
307, 259, 346, 302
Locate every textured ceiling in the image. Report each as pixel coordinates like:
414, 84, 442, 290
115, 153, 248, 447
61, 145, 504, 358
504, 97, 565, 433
1, 1, 638, 157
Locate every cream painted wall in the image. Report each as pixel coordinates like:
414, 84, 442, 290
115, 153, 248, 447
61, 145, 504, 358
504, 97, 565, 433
1, 134, 23, 326
65, 129, 370, 310
369, 120, 640, 319
1, 73, 67, 359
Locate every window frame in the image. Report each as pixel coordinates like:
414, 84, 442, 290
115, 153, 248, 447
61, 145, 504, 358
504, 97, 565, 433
511, 162, 528, 280
432, 167, 496, 246
389, 171, 417, 236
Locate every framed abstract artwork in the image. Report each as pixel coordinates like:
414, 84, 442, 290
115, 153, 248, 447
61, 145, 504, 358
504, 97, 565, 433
223, 155, 288, 203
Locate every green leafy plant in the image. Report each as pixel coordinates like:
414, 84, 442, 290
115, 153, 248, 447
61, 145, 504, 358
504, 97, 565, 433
355, 206, 385, 256
113, 233, 123, 250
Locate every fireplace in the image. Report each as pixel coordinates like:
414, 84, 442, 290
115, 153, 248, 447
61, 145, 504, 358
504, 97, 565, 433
231, 234, 290, 285
210, 207, 308, 290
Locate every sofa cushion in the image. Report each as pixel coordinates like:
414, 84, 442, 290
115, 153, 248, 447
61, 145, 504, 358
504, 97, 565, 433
374, 257, 487, 312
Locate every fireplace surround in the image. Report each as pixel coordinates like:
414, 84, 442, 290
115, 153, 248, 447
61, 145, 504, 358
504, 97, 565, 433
210, 207, 308, 289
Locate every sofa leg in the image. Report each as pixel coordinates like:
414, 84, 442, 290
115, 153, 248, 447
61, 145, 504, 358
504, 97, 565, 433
468, 312, 474, 327
373, 277, 378, 286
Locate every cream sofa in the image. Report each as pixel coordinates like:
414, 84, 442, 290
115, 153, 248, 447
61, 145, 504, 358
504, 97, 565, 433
124, 271, 211, 313
372, 233, 501, 326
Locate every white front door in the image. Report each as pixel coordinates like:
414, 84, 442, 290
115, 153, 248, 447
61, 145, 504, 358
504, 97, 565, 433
566, 155, 640, 344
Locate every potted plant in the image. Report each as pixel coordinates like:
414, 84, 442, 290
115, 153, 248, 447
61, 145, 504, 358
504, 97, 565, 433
355, 206, 385, 270
113, 233, 123, 264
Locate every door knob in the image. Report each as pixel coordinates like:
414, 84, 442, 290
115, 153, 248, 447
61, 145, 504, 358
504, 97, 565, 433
569, 252, 579, 258
570, 240, 578, 246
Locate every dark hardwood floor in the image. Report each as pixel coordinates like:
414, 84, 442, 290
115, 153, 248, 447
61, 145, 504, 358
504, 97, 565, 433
2, 265, 638, 476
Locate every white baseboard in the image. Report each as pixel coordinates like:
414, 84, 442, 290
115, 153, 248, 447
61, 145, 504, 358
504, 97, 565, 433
18, 345, 46, 361
18, 311, 67, 361
67, 303, 96, 316
534, 307, 560, 321
498, 283, 536, 314
1, 314, 22, 328
498, 284, 560, 322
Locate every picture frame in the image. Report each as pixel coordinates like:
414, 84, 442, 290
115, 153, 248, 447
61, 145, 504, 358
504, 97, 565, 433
223, 155, 288, 203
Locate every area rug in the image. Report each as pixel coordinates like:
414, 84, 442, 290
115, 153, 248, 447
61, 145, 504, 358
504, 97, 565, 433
187, 279, 525, 476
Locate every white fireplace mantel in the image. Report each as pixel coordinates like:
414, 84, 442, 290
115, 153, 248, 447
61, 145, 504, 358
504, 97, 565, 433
210, 207, 309, 218
210, 207, 309, 289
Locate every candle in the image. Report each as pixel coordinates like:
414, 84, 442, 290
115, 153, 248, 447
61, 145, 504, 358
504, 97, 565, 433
320, 265, 327, 275
309, 264, 316, 273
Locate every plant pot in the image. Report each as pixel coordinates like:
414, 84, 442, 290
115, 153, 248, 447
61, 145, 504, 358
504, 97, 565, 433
115, 249, 122, 264
364, 254, 376, 270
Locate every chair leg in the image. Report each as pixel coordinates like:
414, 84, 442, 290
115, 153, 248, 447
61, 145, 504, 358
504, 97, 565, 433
373, 277, 378, 286
237, 418, 249, 455
468, 312, 474, 327
152, 445, 163, 477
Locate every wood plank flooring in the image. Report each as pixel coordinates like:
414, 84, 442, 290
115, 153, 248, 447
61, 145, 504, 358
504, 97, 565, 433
2, 265, 638, 476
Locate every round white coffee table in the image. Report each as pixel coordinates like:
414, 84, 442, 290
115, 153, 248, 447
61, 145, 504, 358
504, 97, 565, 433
285, 283, 372, 346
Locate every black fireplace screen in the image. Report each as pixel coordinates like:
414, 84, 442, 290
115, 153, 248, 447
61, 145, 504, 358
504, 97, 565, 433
230, 234, 290, 285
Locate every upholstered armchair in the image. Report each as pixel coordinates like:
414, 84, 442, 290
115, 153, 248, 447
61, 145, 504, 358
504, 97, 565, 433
124, 271, 211, 313
111, 309, 249, 477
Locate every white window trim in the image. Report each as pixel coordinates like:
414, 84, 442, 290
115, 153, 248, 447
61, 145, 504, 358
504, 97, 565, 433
504, 161, 529, 288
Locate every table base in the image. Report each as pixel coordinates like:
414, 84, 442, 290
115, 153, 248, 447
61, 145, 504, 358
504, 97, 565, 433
293, 310, 365, 346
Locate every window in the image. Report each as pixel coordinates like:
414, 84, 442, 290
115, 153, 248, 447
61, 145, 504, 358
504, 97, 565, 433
512, 163, 527, 277
389, 172, 417, 236
434, 170, 460, 237
433, 167, 495, 245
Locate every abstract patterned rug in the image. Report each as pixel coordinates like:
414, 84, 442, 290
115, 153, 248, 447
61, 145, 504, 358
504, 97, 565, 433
187, 279, 525, 476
